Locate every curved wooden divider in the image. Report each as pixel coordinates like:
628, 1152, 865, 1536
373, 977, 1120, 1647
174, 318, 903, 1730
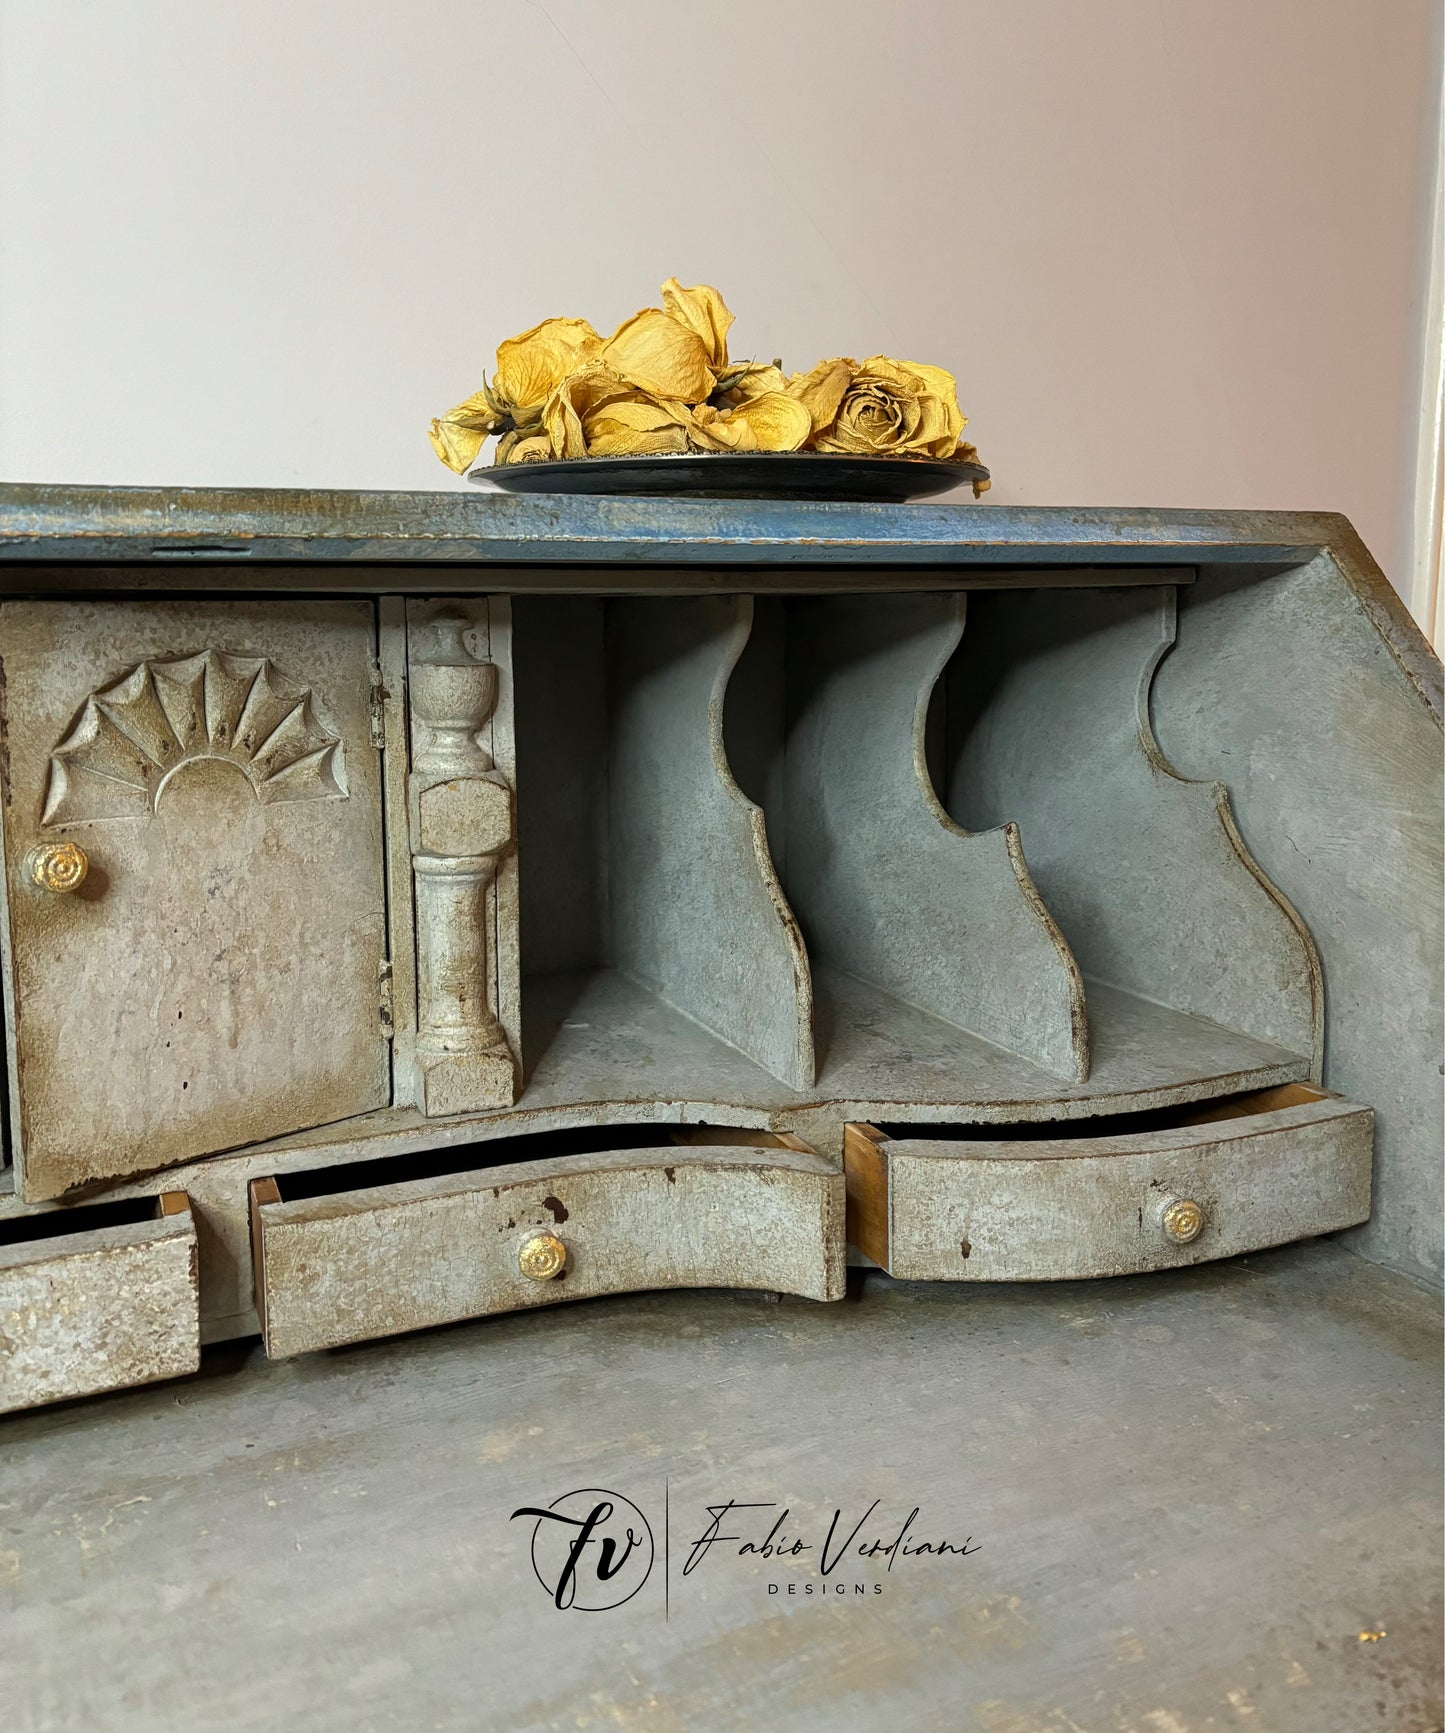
780, 594, 1090, 1082
607, 597, 814, 1088
945, 587, 1322, 1068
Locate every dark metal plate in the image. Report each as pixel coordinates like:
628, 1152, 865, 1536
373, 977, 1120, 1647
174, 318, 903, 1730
466, 453, 989, 504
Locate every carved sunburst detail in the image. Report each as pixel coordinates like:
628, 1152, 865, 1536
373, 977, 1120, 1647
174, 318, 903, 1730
42, 650, 348, 826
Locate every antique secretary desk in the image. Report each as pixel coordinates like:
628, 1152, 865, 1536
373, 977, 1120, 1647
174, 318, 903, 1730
0, 485, 1439, 1412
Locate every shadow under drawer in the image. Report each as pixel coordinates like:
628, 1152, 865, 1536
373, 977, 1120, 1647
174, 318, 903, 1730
250, 1128, 845, 1357
845, 1084, 1373, 1281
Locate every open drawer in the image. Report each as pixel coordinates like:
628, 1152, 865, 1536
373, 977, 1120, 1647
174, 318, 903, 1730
845, 1084, 1373, 1281
0, 1192, 200, 1414
250, 1127, 846, 1358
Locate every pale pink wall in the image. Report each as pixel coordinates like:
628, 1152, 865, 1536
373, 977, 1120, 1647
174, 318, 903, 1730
0, 0, 1438, 592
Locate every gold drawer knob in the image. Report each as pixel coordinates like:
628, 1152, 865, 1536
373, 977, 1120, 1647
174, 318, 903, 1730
519, 1231, 567, 1281
1161, 1198, 1206, 1244
26, 840, 89, 894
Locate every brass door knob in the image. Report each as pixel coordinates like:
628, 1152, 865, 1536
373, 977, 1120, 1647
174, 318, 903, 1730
1160, 1198, 1206, 1244
26, 841, 89, 894
518, 1231, 567, 1281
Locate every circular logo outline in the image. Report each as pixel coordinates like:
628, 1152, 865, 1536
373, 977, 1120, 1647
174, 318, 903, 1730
526, 1486, 655, 1612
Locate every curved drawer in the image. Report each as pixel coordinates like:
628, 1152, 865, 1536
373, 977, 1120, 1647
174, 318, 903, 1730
845, 1084, 1373, 1281
0, 1192, 200, 1414
251, 1130, 844, 1357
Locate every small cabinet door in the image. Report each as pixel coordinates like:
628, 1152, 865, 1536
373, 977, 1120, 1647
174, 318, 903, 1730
0, 600, 391, 1200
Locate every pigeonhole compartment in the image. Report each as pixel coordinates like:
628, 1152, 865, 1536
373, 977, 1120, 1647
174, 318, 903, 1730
251, 1125, 845, 1357
845, 1084, 1372, 1281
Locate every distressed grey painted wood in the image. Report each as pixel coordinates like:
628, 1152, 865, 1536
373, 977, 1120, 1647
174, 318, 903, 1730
377, 599, 415, 1095
0, 969, 1308, 1346
510, 598, 610, 976
0, 1201, 199, 1412
1157, 552, 1445, 1288
0, 560, 1207, 598
781, 595, 1087, 1079
855, 1092, 1373, 1281
487, 598, 522, 1072
0, 484, 1356, 570
0, 600, 391, 1200
253, 1141, 844, 1357
608, 598, 813, 1087
946, 586, 1322, 1067
0, 490, 1432, 1349
0, 1241, 1436, 1732
720, 594, 790, 875
404, 600, 517, 1113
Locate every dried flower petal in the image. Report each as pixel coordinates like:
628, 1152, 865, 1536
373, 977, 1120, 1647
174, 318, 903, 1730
494, 317, 602, 414
602, 308, 716, 402
786, 359, 855, 435
428, 389, 506, 473
529, 364, 695, 462
585, 397, 693, 457
713, 362, 789, 409
660, 279, 735, 370
723, 392, 812, 452
689, 392, 811, 453
538, 365, 620, 459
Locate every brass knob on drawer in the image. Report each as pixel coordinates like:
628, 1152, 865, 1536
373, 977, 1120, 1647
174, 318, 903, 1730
1161, 1198, 1206, 1244
519, 1231, 567, 1281
26, 840, 89, 894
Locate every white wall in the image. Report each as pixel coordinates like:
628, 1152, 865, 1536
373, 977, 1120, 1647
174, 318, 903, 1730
0, 0, 1439, 600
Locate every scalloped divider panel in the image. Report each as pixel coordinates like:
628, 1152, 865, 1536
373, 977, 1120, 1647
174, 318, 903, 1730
779, 594, 1088, 1082
945, 587, 1321, 1064
606, 597, 814, 1089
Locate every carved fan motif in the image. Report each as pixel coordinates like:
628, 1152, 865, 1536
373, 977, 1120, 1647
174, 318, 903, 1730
42, 650, 347, 826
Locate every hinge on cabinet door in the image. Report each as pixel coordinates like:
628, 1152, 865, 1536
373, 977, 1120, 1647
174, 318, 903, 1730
378, 957, 395, 1039
368, 660, 386, 749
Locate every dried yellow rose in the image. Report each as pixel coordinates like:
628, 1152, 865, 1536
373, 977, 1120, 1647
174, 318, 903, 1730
540, 364, 695, 460
428, 315, 602, 473
429, 283, 990, 483
688, 393, 812, 453
796, 355, 967, 460
541, 364, 636, 460
494, 430, 554, 465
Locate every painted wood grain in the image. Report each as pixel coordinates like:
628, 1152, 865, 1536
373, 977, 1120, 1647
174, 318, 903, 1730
945, 586, 1322, 1071
854, 1092, 1373, 1280
782, 594, 1088, 1081
1157, 550, 1445, 1285
608, 597, 813, 1088
0, 1196, 199, 1413
0, 599, 391, 1200
252, 1142, 845, 1358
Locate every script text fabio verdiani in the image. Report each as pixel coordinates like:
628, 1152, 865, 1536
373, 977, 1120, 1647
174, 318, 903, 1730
683, 1500, 979, 1594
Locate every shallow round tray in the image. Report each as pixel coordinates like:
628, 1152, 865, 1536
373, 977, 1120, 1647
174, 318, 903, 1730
466, 452, 988, 504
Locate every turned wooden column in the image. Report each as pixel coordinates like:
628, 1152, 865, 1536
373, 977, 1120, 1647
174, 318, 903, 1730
408, 613, 516, 1115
